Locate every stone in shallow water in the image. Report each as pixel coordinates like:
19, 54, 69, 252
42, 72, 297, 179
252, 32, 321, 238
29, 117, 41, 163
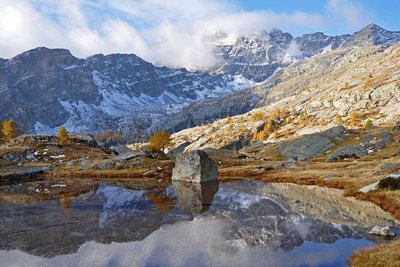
172, 150, 218, 183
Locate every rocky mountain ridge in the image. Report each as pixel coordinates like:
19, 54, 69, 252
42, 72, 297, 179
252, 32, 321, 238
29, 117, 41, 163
168, 42, 400, 151
209, 24, 400, 82
1, 24, 399, 135
0, 47, 252, 134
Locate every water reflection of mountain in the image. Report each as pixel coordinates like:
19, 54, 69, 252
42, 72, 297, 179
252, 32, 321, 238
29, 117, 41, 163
0, 181, 397, 258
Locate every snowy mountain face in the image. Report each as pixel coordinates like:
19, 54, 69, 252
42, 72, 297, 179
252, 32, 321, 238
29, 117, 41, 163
209, 24, 400, 82
1, 24, 399, 135
0, 48, 253, 134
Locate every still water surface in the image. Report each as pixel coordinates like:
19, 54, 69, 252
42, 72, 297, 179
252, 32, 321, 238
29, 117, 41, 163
0, 180, 398, 267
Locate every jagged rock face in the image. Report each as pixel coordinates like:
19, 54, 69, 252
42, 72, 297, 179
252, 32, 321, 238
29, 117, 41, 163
294, 32, 350, 57
212, 30, 294, 82
210, 24, 400, 82
0, 48, 251, 134
162, 88, 260, 132
343, 23, 400, 48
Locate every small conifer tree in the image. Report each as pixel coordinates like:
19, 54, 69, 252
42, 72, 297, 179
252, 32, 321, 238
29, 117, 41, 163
57, 126, 69, 145
273, 129, 278, 140
2, 119, 18, 143
0, 121, 3, 144
284, 129, 290, 139
147, 130, 171, 153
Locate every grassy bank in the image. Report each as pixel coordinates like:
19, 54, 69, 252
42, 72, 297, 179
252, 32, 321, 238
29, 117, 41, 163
350, 239, 400, 266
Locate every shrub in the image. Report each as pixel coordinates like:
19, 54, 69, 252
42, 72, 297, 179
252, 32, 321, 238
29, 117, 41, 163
378, 176, 400, 190
291, 107, 297, 117
334, 115, 343, 125
349, 111, 359, 126
364, 119, 373, 128
363, 77, 373, 91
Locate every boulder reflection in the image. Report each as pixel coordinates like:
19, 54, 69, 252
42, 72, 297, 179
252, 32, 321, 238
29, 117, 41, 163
172, 181, 219, 213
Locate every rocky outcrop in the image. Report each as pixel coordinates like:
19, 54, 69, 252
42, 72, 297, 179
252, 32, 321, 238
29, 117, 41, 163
327, 146, 367, 161
278, 126, 347, 161
114, 145, 145, 160
362, 132, 393, 152
0, 165, 49, 185
0, 147, 37, 162
172, 150, 218, 183
369, 226, 396, 237
69, 134, 98, 147
166, 142, 191, 159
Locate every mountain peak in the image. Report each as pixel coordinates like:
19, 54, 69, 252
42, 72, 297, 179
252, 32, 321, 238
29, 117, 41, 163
357, 23, 385, 34
15, 47, 73, 57
11, 47, 76, 63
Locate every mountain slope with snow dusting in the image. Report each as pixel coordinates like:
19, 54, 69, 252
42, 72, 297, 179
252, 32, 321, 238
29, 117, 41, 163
0, 48, 253, 134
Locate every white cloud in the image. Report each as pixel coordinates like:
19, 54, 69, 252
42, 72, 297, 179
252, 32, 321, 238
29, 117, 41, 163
326, 0, 374, 29
0, 0, 374, 69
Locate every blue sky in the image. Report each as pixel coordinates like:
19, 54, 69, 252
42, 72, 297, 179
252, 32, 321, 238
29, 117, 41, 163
237, 0, 400, 35
0, 0, 398, 68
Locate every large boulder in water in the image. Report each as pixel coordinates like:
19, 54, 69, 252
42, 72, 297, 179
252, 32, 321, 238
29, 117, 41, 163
172, 150, 218, 183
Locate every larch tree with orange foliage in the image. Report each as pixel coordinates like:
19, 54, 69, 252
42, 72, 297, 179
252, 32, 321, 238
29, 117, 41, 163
2, 119, 18, 143
147, 130, 171, 153
0, 121, 3, 144
57, 126, 69, 145
349, 111, 359, 126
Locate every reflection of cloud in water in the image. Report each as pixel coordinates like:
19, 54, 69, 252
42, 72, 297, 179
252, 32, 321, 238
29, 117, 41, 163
0, 217, 373, 267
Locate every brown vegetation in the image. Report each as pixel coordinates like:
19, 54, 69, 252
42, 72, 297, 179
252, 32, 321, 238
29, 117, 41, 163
350, 239, 400, 267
